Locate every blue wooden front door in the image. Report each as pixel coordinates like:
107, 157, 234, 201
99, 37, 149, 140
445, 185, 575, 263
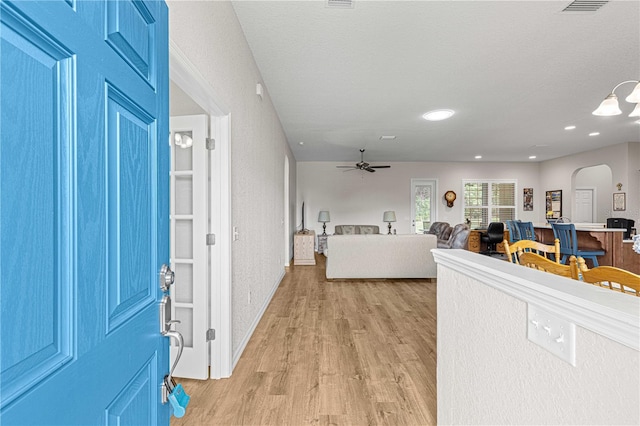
0, 0, 170, 424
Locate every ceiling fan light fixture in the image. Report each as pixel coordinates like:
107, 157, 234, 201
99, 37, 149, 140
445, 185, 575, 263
422, 109, 454, 121
592, 93, 621, 116
624, 82, 640, 103
628, 103, 640, 117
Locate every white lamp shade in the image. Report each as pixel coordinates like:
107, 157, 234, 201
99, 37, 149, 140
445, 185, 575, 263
318, 211, 330, 222
383, 211, 396, 222
592, 94, 622, 116
624, 82, 640, 103
629, 103, 640, 118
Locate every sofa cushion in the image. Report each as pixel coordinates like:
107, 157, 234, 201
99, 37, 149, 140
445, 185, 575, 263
340, 225, 356, 235
358, 225, 378, 234
334, 225, 379, 235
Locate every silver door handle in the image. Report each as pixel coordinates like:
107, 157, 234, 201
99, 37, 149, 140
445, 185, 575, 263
163, 330, 184, 379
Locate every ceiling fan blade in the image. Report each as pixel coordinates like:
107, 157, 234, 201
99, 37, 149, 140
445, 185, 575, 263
336, 166, 356, 168
364, 167, 376, 172
370, 165, 391, 169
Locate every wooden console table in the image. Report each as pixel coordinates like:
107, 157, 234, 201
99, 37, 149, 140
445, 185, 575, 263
294, 230, 316, 265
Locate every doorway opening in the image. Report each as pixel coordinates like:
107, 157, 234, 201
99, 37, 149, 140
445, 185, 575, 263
170, 42, 232, 379
411, 179, 437, 233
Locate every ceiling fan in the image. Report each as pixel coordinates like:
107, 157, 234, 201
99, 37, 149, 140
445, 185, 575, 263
336, 149, 391, 173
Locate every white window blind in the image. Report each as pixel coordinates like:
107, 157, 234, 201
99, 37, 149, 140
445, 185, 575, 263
463, 180, 516, 228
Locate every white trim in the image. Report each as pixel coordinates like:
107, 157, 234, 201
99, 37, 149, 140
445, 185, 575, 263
169, 41, 233, 379
209, 114, 232, 379
170, 40, 228, 115
233, 270, 285, 368
432, 249, 640, 351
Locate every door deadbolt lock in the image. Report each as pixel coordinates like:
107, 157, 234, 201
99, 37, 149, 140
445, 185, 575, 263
160, 264, 174, 292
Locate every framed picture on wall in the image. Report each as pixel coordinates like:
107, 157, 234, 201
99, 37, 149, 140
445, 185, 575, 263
545, 190, 562, 219
523, 188, 533, 211
613, 192, 626, 211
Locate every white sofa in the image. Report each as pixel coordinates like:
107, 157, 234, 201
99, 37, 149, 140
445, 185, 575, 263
325, 234, 437, 279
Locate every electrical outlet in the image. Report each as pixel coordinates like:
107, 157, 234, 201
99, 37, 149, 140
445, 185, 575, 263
233, 226, 239, 241
527, 304, 576, 366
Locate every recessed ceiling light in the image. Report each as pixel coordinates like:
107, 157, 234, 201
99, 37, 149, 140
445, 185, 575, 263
474, 155, 482, 159
564, 125, 576, 130
589, 132, 600, 136
299, 141, 304, 145
379, 135, 396, 140
529, 155, 537, 159
422, 109, 455, 121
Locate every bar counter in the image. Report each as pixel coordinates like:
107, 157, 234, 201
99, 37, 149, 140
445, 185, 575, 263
533, 223, 631, 270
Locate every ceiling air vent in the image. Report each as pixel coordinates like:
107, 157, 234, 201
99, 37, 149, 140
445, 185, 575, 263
326, 0, 354, 9
562, 1, 608, 12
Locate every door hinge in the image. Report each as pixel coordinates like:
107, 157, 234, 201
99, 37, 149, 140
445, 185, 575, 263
206, 329, 216, 341
206, 234, 215, 245
206, 138, 215, 150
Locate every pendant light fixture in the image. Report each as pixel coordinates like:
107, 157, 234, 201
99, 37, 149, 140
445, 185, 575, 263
593, 80, 640, 117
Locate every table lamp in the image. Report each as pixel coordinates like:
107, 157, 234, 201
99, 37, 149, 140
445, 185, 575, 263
318, 211, 330, 235
383, 211, 396, 235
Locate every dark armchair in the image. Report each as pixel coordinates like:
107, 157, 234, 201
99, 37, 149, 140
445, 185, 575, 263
438, 223, 470, 249
481, 222, 504, 255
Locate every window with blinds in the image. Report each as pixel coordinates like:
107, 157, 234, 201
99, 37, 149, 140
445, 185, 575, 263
463, 180, 516, 228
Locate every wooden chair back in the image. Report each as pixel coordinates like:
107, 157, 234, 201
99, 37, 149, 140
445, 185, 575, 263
503, 238, 560, 264
518, 252, 574, 278
574, 257, 640, 296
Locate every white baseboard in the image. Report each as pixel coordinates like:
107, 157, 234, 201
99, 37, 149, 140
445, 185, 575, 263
232, 269, 285, 369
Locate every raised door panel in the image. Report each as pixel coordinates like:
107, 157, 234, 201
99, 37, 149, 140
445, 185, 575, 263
0, 6, 74, 407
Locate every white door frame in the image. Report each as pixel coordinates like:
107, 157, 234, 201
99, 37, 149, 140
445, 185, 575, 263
410, 178, 438, 233
170, 41, 233, 379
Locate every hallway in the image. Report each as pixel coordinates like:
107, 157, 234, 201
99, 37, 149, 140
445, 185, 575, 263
173, 255, 437, 425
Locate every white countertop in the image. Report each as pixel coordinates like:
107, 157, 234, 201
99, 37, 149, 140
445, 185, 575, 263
533, 223, 626, 233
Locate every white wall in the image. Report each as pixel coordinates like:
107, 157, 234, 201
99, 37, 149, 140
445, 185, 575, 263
168, 1, 296, 358
540, 142, 640, 226
297, 161, 541, 236
437, 258, 640, 425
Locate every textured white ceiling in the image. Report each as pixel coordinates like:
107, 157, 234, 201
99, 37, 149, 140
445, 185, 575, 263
232, 0, 640, 163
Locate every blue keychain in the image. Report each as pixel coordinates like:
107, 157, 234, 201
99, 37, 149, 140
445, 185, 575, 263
168, 383, 190, 418
165, 375, 190, 418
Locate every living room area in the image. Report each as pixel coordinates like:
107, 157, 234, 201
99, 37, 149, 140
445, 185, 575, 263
164, 0, 639, 424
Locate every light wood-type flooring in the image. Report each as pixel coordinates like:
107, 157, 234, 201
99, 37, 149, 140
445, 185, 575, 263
172, 254, 437, 425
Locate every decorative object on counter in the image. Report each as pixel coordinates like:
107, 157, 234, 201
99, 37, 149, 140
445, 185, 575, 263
613, 192, 626, 211
545, 190, 562, 219
523, 188, 533, 211
592, 80, 640, 117
318, 210, 330, 235
633, 235, 640, 254
444, 190, 456, 207
383, 211, 396, 235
